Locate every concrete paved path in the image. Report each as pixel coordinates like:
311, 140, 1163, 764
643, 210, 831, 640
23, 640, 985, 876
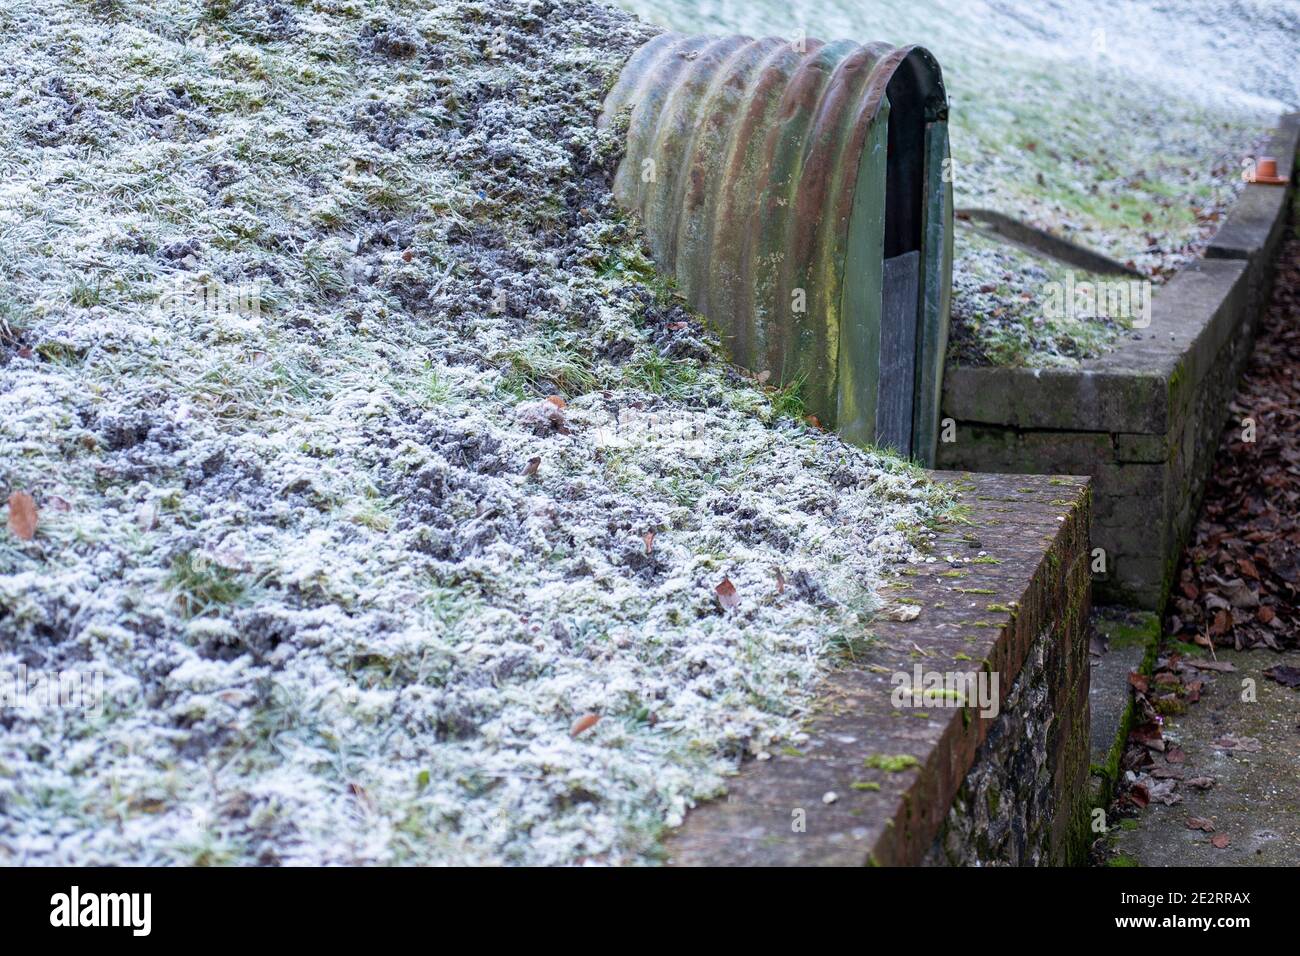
1110, 648, 1300, 866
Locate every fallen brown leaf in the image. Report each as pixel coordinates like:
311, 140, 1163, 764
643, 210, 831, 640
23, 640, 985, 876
1263, 665, 1300, 688
1213, 576, 1260, 609
1185, 817, 1215, 832
6, 491, 36, 541
570, 713, 600, 737
1213, 736, 1261, 753
715, 577, 740, 611
348, 782, 375, 812
1210, 834, 1230, 849
1148, 778, 1182, 806
1130, 722, 1164, 746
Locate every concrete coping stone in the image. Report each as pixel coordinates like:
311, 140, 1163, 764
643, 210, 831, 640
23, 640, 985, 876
665, 471, 1090, 866
1206, 113, 1300, 263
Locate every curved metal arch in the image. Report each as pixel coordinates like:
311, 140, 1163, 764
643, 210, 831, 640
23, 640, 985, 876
602, 33, 951, 463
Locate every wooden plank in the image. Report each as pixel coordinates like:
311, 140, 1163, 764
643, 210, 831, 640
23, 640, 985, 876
877, 249, 920, 457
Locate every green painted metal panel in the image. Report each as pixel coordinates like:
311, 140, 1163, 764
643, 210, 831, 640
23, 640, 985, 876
913, 119, 953, 463
835, 105, 888, 447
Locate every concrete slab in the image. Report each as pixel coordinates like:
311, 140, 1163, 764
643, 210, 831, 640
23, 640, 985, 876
1109, 648, 1300, 867
1088, 608, 1159, 805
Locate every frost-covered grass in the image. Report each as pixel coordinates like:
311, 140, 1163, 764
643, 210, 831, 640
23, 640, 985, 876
947, 228, 1124, 368
614, 0, 1299, 367
0, 0, 950, 864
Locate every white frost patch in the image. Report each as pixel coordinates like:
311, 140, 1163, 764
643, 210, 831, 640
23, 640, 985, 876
0, 0, 948, 864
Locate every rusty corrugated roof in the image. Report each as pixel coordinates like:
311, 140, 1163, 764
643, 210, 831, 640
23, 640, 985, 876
602, 32, 946, 448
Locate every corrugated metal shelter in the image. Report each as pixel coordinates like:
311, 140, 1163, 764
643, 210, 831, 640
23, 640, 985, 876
601, 32, 951, 462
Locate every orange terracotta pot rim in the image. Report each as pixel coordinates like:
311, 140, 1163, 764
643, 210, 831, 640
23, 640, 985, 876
1252, 155, 1288, 185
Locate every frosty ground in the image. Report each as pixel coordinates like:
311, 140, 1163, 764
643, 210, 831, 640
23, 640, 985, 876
0, 0, 950, 864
